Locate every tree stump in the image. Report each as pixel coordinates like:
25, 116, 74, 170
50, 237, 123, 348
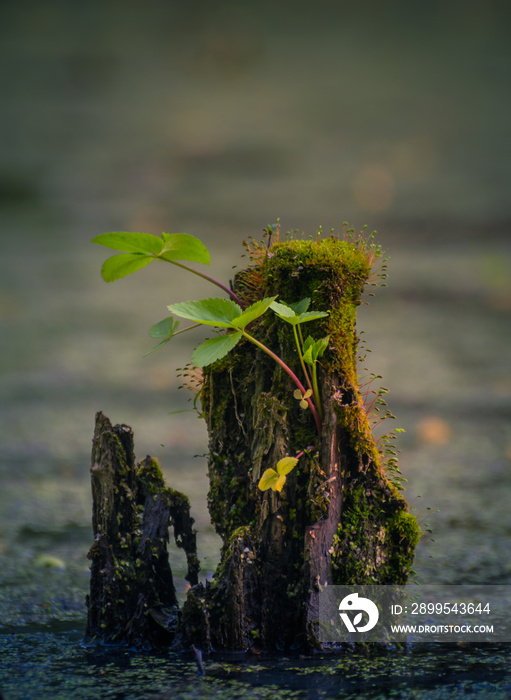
86, 412, 199, 649
181, 235, 420, 651
86, 234, 420, 652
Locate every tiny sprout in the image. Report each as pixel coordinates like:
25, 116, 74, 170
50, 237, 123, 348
258, 456, 299, 493
294, 388, 313, 409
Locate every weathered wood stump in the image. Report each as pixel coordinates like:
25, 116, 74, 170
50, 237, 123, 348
86, 234, 420, 652
180, 235, 420, 651
86, 412, 198, 649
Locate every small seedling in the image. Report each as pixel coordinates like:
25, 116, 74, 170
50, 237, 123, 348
269, 299, 329, 418
258, 457, 298, 493
258, 447, 315, 492
93, 227, 390, 494
165, 295, 325, 434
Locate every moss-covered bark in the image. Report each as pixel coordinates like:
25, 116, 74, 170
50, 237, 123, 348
86, 412, 199, 649
185, 234, 420, 651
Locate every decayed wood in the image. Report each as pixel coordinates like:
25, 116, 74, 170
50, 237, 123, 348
186, 237, 420, 651
304, 381, 344, 638
86, 412, 198, 649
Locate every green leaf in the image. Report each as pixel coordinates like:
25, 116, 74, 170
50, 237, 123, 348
302, 346, 313, 365
159, 233, 210, 265
258, 457, 298, 491
167, 298, 242, 327
93, 232, 164, 255
192, 331, 242, 367
149, 316, 180, 338
303, 335, 330, 365
145, 337, 172, 356
258, 468, 280, 491
314, 335, 330, 358
101, 253, 153, 282
289, 298, 310, 315
296, 310, 330, 324
293, 388, 312, 409
93, 231, 211, 266
302, 335, 315, 356
144, 317, 180, 356
293, 388, 312, 407
270, 299, 329, 326
276, 457, 298, 476
231, 296, 277, 329
270, 300, 296, 319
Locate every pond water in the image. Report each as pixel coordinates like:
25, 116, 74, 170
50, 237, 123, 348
1, 1, 510, 697
1, 633, 511, 699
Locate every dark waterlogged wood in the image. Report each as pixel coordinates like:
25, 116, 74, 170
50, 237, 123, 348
86, 412, 198, 649
87, 235, 420, 652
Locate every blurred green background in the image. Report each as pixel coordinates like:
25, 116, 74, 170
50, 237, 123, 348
1, 0, 510, 630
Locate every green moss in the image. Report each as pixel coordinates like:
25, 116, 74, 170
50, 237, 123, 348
228, 525, 253, 546
328, 303, 359, 380
201, 228, 418, 650
137, 455, 166, 494
209, 525, 255, 592
109, 433, 130, 476
167, 487, 191, 512
259, 236, 376, 409
386, 509, 422, 578
331, 485, 420, 585
207, 448, 256, 539
214, 234, 376, 440
261, 237, 373, 315
334, 401, 383, 474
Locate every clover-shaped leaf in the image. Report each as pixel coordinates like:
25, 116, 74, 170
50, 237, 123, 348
258, 457, 299, 492
293, 388, 313, 409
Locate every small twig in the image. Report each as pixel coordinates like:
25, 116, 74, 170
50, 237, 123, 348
316, 475, 337, 491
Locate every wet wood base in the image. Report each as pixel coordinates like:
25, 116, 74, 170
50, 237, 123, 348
85, 412, 198, 649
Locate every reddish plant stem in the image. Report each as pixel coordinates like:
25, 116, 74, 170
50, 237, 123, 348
242, 330, 323, 435
161, 258, 245, 308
